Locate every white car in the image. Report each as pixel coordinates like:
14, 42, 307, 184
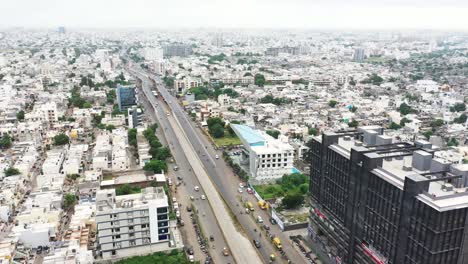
194, 186, 200, 192
215, 154, 219, 159
173, 202, 179, 210
239, 183, 244, 188
172, 197, 177, 203
201, 195, 206, 200
238, 188, 243, 193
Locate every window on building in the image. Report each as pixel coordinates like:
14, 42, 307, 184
129, 239, 136, 246
158, 235, 168, 240
111, 250, 116, 256
129, 226, 134, 230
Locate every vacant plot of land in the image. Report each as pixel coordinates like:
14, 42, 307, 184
116, 251, 189, 264
213, 134, 241, 147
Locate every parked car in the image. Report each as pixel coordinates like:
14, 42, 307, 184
257, 216, 263, 223
263, 224, 270, 230
253, 239, 261, 248
247, 188, 254, 194
238, 187, 243, 193
215, 154, 219, 159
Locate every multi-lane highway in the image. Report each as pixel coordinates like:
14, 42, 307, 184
136, 78, 234, 264
134, 73, 262, 263
133, 67, 308, 264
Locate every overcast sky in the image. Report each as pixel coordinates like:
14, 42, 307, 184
2, 0, 468, 30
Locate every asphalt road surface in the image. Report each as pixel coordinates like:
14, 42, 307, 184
144, 71, 308, 264
137, 80, 233, 264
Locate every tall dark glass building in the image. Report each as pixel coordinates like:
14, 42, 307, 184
306, 126, 468, 264
116, 85, 136, 112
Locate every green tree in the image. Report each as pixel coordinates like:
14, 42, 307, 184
400, 117, 412, 127
254, 73, 266, 87
209, 123, 225, 138
128, 128, 138, 147
53, 133, 69, 145
389, 122, 402, 130
423, 131, 433, 140
0, 135, 12, 149
328, 100, 338, 108
450, 103, 466, 112
4, 167, 20, 177
430, 119, 444, 127
63, 193, 77, 209
348, 119, 359, 128
16, 110, 25, 120
447, 138, 459, 147
282, 192, 304, 209
143, 159, 168, 173
154, 147, 171, 160
398, 103, 415, 115
83, 102, 92, 108
106, 125, 116, 131
454, 114, 467, 124
266, 130, 280, 139
308, 128, 318, 136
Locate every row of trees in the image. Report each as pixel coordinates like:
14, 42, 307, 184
142, 124, 170, 174
259, 95, 291, 105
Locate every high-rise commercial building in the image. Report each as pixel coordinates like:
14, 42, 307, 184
306, 126, 468, 264
162, 44, 193, 57
353, 48, 366, 62
116, 85, 136, 112
95, 187, 171, 259
58, 26, 66, 34
127, 106, 143, 129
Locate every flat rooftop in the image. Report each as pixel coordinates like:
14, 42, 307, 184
231, 124, 265, 146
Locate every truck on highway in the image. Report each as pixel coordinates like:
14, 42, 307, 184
273, 237, 282, 250
247, 202, 254, 211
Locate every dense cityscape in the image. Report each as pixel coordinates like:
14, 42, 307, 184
0, 5, 468, 264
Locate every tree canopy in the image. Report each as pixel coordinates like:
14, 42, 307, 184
143, 160, 168, 174
53, 133, 70, 145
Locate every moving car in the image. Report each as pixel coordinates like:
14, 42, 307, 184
173, 165, 179, 171
222, 247, 229, 256
238, 187, 243, 193
257, 216, 263, 223
194, 186, 200, 191
215, 154, 219, 159
201, 194, 206, 200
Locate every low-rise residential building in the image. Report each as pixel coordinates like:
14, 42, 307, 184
231, 124, 294, 183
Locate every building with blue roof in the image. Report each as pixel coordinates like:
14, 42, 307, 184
230, 124, 294, 183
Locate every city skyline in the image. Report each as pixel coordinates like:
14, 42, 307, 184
3, 0, 468, 30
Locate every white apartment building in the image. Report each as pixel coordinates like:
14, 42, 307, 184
42, 148, 66, 175
93, 133, 112, 171
96, 187, 175, 260
173, 78, 200, 94
231, 124, 295, 183
63, 144, 88, 175
217, 94, 231, 107
111, 128, 130, 172
142, 47, 163, 61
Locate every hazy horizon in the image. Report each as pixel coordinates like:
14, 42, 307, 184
3, 0, 468, 30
